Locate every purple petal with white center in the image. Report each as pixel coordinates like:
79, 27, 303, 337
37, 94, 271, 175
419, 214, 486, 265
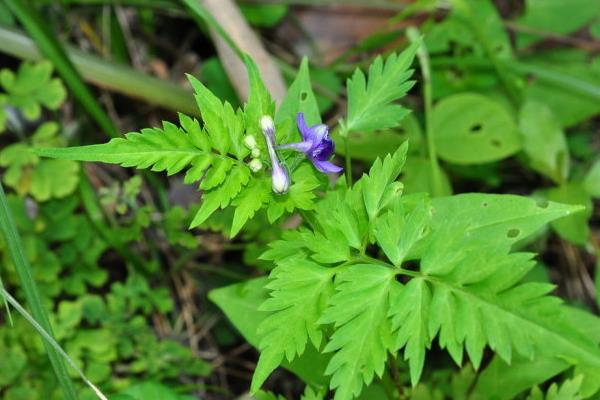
313, 159, 343, 174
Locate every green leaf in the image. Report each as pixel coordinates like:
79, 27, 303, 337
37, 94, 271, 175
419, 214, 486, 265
276, 57, 321, 127
432, 93, 522, 164
516, 0, 600, 48
188, 75, 247, 159
244, 55, 275, 137
231, 177, 271, 237
252, 259, 335, 392
190, 166, 251, 228
344, 44, 417, 134
415, 193, 584, 256
389, 277, 430, 386
527, 375, 585, 400
0, 61, 65, 121
113, 381, 195, 400
361, 142, 408, 220
319, 264, 396, 400
35, 120, 215, 176
374, 196, 431, 266
240, 4, 288, 27
209, 278, 330, 388
471, 355, 569, 400
584, 160, 600, 198
0, 123, 79, 201
523, 59, 600, 127
544, 183, 593, 245
518, 100, 569, 183
402, 156, 453, 196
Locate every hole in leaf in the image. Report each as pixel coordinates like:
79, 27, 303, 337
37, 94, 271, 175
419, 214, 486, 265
469, 123, 483, 134
300, 91, 308, 101
395, 274, 410, 284
506, 228, 520, 238
401, 260, 420, 271
536, 199, 549, 208
491, 139, 502, 147
481, 202, 488, 207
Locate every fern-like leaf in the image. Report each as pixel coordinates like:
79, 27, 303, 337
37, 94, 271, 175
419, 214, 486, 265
251, 258, 335, 392
319, 264, 396, 400
344, 44, 418, 134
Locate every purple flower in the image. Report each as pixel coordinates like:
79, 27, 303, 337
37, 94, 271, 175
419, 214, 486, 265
278, 113, 343, 174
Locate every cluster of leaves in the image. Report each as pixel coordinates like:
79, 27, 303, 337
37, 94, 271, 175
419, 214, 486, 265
36, 57, 330, 238
0, 191, 210, 399
245, 143, 600, 400
419, 0, 600, 245
0, 61, 210, 399
0, 61, 65, 133
30, 17, 600, 397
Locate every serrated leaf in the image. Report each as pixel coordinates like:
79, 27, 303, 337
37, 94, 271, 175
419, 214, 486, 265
35, 121, 217, 177
361, 142, 408, 220
190, 167, 251, 228
389, 277, 430, 386
319, 264, 396, 400
231, 177, 271, 236
244, 55, 275, 137
374, 196, 431, 266
345, 44, 417, 133
252, 259, 335, 393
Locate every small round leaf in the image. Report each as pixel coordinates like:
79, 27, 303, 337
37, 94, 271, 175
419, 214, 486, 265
432, 93, 521, 164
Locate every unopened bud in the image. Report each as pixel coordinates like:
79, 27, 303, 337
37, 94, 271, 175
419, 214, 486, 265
260, 115, 275, 137
251, 148, 261, 158
243, 135, 257, 149
249, 158, 263, 173
271, 162, 290, 194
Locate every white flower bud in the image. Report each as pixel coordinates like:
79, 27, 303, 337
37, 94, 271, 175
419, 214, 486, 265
260, 115, 275, 136
251, 148, 261, 158
249, 158, 263, 173
271, 163, 290, 194
243, 135, 257, 149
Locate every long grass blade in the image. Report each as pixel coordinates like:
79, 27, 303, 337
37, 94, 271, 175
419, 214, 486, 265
0, 24, 199, 117
0, 182, 79, 400
4, 0, 118, 138
0, 287, 108, 400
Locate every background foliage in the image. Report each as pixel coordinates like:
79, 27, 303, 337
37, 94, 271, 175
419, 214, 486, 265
0, 0, 599, 399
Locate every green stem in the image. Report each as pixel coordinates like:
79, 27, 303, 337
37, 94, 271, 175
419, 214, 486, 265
344, 134, 353, 186
407, 28, 443, 197
0, 25, 199, 117
0, 182, 78, 400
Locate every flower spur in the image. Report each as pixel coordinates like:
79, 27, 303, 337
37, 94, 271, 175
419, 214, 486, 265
277, 113, 343, 174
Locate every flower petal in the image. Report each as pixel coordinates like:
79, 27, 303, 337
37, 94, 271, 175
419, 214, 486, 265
310, 124, 328, 145
312, 159, 343, 174
277, 141, 313, 152
297, 112, 312, 142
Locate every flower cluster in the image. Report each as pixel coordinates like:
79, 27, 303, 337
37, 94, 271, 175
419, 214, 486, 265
259, 113, 342, 194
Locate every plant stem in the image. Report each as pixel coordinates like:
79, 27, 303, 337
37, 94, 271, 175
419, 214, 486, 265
0, 182, 78, 400
407, 28, 443, 197
344, 134, 353, 186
